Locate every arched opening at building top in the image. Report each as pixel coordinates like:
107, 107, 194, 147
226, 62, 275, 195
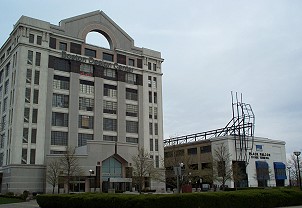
85, 31, 112, 49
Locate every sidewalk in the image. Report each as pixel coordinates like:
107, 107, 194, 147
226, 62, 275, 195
0, 200, 39, 208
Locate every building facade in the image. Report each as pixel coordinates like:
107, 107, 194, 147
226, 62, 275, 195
164, 136, 288, 190
0, 11, 165, 194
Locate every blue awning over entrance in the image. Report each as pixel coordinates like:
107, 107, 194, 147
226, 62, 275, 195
274, 162, 287, 180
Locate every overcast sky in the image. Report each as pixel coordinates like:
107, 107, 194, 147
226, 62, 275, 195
1, 0, 301, 156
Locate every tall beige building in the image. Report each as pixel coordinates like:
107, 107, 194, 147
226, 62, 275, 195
0, 11, 165, 193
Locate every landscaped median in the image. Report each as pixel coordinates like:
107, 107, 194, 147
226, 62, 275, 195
36, 188, 302, 208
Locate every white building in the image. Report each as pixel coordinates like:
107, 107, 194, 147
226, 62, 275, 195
0, 10, 165, 194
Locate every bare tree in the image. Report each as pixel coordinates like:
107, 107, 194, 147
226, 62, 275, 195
132, 147, 161, 194
287, 154, 302, 186
213, 143, 232, 190
232, 162, 245, 190
46, 159, 61, 194
59, 146, 83, 193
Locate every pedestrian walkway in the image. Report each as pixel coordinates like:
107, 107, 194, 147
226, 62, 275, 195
0, 200, 39, 208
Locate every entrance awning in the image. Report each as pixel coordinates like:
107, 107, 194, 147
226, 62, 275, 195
274, 162, 287, 180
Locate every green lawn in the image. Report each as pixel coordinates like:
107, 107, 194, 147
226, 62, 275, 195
0, 197, 24, 205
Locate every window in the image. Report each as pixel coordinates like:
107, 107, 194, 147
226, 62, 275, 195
26, 69, 32, 84
104, 68, 116, 79
32, 109, 38, 123
80, 64, 93, 76
148, 76, 152, 87
5, 63, 10, 77
78, 133, 93, 146
1, 115, 6, 129
200, 145, 211, 153
59, 42, 67, 51
148, 62, 151, 70
137, 59, 142, 68
27, 50, 33, 65
34, 71, 40, 85
79, 97, 94, 111
103, 53, 113, 62
126, 104, 138, 117
125, 73, 137, 84
154, 123, 158, 135
80, 80, 94, 94
155, 156, 159, 168
51, 131, 68, 146
2, 98, 7, 113
25, 88, 31, 103
52, 94, 69, 108
30, 149, 36, 164
54, 59, 70, 72
155, 139, 159, 151
37, 36, 42, 45
85, 48, 96, 58
149, 107, 152, 119
4, 80, 9, 94
153, 63, 157, 71
126, 137, 138, 143
117, 54, 126, 64
29, 34, 34, 43
53, 75, 69, 90
154, 92, 157, 104
33, 89, 39, 104
103, 135, 117, 142
23, 128, 28, 143
126, 121, 138, 133
201, 163, 211, 170
22, 148, 27, 164
78, 115, 93, 129
103, 100, 117, 114
188, 148, 197, 155
24, 107, 30, 122
104, 84, 117, 98
149, 91, 152, 103
150, 139, 153, 151
154, 107, 158, 119
126, 88, 138, 101
128, 59, 135, 66
49, 37, 56, 49
35, 52, 41, 66
52, 112, 68, 127
103, 118, 117, 131
149, 123, 153, 135
189, 164, 198, 170
0, 71, 3, 83
70, 42, 81, 55
31, 129, 37, 144
153, 77, 157, 88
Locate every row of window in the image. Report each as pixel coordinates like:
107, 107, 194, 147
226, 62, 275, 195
53, 76, 139, 101
29, 33, 42, 45
50, 131, 139, 146
51, 112, 138, 132
164, 145, 211, 157
21, 148, 36, 164
149, 91, 157, 104
148, 76, 157, 88
149, 106, 158, 119
50, 37, 144, 69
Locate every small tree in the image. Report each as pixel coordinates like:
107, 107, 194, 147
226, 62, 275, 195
132, 147, 161, 194
59, 146, 83, 193
46, 159, 61, 194
213, 143, 233, 190
287, 154, 302, 186
232, 162, 246, 190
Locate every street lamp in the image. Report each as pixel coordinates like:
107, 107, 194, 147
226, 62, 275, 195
293, 151, 301, 190
174, 162, 184, 194
287, 166, 291, 188
89, 169, 93, 177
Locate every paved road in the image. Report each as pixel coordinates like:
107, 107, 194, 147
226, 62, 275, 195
0, 200, 39, 208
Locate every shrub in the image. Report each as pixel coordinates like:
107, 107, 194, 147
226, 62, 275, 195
36, 189, 302, 208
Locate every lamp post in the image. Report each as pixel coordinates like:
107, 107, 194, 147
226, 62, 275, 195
89, 169, 93, 192
293, 151, 301, 190
287, 166, 291, 188
174, 162, 184, 194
